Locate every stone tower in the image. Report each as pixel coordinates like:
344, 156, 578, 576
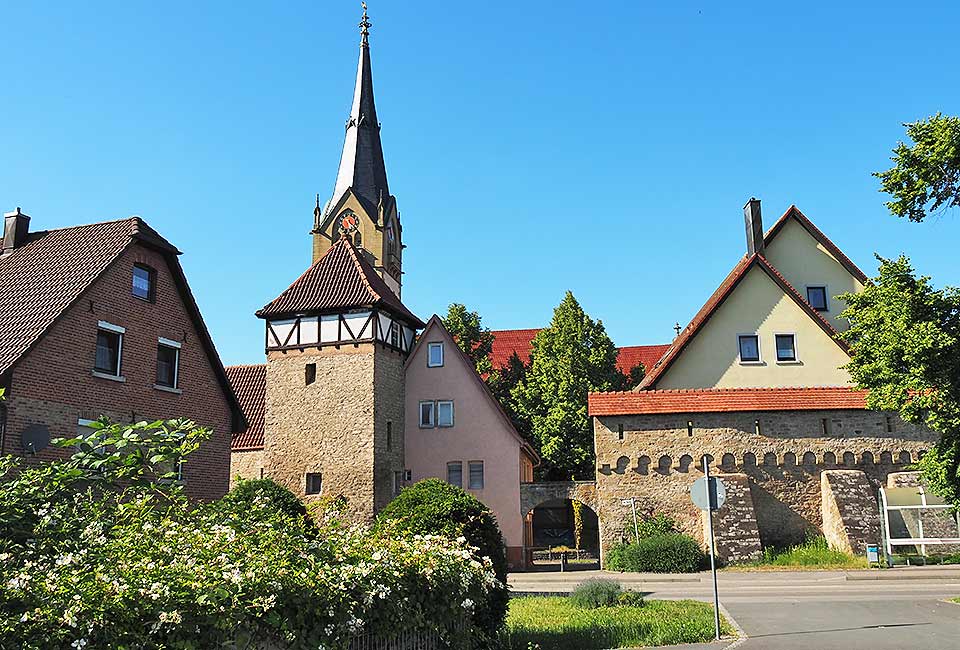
256, 236, 424, 522
312, 5, 403, 297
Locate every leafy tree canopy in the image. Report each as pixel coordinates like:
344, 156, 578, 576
840, 255, 960, 504
442, 303, 495, 377
512, 291, 627, 479
876, 113, 960, 222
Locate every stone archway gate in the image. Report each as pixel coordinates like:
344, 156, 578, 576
520, 480, 598, 515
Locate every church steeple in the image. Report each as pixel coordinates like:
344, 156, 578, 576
312, 3, 402, 298
329, 2, 389, 218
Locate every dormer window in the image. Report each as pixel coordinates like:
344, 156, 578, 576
427, 342, 444, 367
806, 286, 828, 312
132, 264, 156, 302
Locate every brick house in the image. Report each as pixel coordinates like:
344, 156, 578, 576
0, 208, 244, 500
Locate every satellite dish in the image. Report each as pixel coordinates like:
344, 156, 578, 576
21, 424, 50, 454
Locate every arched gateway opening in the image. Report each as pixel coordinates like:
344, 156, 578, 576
520, 481, 599, 570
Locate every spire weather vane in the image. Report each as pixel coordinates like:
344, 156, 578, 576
359, 2, 371, 41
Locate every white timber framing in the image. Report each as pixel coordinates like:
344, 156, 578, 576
264, 308, 416, 354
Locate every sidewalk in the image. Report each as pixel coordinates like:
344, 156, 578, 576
508, 565, 960, 594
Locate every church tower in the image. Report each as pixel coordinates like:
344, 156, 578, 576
312, 4, 403, 297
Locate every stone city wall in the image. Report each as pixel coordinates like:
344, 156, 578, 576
593, 408, 936, 558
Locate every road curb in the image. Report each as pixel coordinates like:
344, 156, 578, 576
845, 573, 960, 581
718, 601, 748, 648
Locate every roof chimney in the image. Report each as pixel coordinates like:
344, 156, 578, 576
743, 197, 764, 256
3, 207, 30, 254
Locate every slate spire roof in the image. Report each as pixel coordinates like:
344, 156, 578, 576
256, 235, 423, 326
326, 4, 390, 218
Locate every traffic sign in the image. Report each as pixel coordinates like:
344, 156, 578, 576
691, 476, 726, 511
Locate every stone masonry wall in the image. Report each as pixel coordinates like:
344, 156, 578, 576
263, 344, 377, 522
820, 470, 880, 554
701, 473, 762, 563
593, 409, 936, 557
373, 347, 406, 513
229, 449, 264, 487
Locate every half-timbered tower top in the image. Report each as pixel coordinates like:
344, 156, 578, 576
258, 235, 422, 354
311, 4, 403, 296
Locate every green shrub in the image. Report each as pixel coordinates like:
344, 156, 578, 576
570, 579, 621, 609
0, 421, 497, 650
635, 513, 677, 539
617, 591, 646, 607
221, 477, 307, 518
374, 479, 508, 643
756, 536, 867, 568
605, 533, 706, 573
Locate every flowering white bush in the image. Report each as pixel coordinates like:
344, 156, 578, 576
0, 419, 499, 649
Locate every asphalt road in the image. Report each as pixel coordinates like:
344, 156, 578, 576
508, 567, 960, 650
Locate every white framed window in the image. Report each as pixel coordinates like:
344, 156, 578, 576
419, 401, 435, 428
737, 333, 761, 364
775, 333, 798, 362
305, 472, 323, 495
446, 461, 462, 488
806, 285, 829, 312
427, 342, 444, 367
156, 338, 181, 389
437, 401, 454, 427
94, 321, 125, 377
468, 461, 484, 490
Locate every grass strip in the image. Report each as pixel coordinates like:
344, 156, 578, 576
501, 597, 732, 650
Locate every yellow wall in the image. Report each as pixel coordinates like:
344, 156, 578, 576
656, 265, 852, 389
762, 218, 864, 332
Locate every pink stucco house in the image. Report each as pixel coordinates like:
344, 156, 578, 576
405, 316, 539, 568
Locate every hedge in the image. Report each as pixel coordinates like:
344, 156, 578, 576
605, 533, 707, 573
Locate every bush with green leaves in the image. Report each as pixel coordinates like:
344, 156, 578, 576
220, 476, 309, 518
570, 579, 621, 609
605, 533, 706, 573
0, 419, 499, 650
374, 478, 509, 645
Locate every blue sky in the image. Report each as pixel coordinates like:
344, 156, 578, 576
3, 1, 959, 366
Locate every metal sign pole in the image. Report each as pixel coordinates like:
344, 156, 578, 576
703, 456, 721, 642
630, 498, 640, 544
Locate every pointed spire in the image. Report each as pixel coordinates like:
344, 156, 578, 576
326, 2, 390, 218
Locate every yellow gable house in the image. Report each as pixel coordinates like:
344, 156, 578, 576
639, 200, 867, 390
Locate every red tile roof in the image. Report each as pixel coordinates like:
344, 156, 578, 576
488, 328, 668, 375
0, 217, 178, 373
617, 344, 671, 376
637, 254, 847, 390
589, 386, 869, 416
489, 328, 541, 369
227, 364, 266, 450
764, 205, 869, 283
256, 236, 424, 327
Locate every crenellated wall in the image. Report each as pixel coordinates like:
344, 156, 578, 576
593, 409, 937, 557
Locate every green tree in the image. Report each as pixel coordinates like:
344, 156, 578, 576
876, 114, 960, 222
488, 350, 530, 435
512, 291, 627, 479
442, 303, 495, 377
624, 363, 646, 390
840, 255, 960, 505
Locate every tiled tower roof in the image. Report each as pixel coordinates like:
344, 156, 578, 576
256, 235, 423, 327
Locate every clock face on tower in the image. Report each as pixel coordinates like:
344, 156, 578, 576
339, 212, 359, 235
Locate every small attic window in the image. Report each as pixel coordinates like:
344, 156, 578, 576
132, 264, 156, 302
427, 342, 444, 367
806, 286, 828, 312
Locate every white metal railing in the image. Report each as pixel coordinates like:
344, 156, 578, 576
880, 486, 960, 559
